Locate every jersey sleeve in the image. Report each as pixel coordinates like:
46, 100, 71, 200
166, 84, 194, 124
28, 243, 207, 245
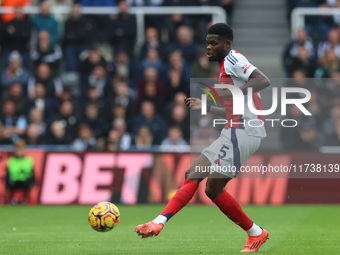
224, 51, 257, 81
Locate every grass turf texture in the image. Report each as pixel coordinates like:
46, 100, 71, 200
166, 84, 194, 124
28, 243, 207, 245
0, 205, 339, 255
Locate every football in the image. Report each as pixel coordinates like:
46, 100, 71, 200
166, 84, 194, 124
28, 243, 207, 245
88, 202, 120, 232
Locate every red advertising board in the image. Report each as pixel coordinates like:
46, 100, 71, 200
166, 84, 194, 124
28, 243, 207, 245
0, 151, 340, 205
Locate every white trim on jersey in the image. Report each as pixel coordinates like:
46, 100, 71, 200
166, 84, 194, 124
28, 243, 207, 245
224, 50, 257, 82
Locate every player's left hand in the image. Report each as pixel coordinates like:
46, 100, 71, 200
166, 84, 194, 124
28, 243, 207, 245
184, 97, 201, 111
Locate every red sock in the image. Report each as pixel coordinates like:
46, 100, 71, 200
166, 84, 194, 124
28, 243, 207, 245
160, 180, 199, 221
212, 190, 253, 231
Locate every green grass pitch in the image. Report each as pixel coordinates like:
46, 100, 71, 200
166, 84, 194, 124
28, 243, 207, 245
1, 205, 340, 255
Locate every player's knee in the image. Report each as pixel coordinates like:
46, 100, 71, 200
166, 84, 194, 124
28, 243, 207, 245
205, 185, 221, 200
185, 169, 202, 183
205, 185, 217, 200
184, 168, 195, 181
185, 169, 190, 180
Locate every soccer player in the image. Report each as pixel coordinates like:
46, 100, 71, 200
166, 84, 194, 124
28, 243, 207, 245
135, 23, 270, 253
6, 139, 35, 205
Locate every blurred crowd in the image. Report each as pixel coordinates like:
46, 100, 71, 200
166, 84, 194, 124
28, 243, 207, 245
282, 0, 340, 150
3, 0, 340, 152
0, 0, 233, 151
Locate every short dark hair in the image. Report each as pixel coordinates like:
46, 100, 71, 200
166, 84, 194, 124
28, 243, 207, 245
207, 23, 233, 41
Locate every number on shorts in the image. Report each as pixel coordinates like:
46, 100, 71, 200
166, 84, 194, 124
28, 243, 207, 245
218, 145, 229, 159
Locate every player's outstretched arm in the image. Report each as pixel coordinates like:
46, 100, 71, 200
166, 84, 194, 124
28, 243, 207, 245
184, 97, 226, 117
184, 97, 201, 111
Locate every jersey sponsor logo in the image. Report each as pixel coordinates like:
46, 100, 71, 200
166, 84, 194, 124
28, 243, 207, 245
242, 64, 252, 74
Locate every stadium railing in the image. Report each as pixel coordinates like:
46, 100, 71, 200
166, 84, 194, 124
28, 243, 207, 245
291, 7, 340, 38
0, 6, 227, 47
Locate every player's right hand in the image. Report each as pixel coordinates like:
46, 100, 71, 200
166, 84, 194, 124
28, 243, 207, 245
184, 97, 201, 111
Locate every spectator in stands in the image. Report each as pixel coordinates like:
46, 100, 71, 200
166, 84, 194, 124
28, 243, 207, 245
52, 100, 78, 143
112, 77, 136, 119
81, 86, 106, 116
28, 107, 47, 137
1, 51, 29, 94
191, 51, 216, 78
30, 30, 63, 74
58, 85, 73, 103
140, 27, 167, 61
285, 46, 317, 77
165, 68, 189, 102
105, 117, 132, 151
317, 29, 340, 60
72, 123, 97, 151
2, 83, 26, 116
132, 101, 167, 144
75, 0, 113, 44
105, 129, 120, 151
165, 91, 188, 117
291, 69, 309, 86
142, 49, 163, 73
57, 85, 81, 116
44, 0, 73, 34
316, 49, 340, 77
163, 50, 190, 82
63, 3, 94, 71
87, 65, 110, 98
0, 100, 27, 144
110, 103, 127, 124
6, 139, 35, 205
25, 123, 45, 145
27, 63, 63, 98
160, 125, 188, 146
31, 1, 59, 46
112, 117, 131, 150
138, 81, 164, 113
170, 25, 197, 64
168, 103, 190, 142
283, 28, 316, 76
79, 46, 109, 81
114, 49, 139, 89
26, 82, 57, 124
134, 125, 153, 149
0, 6, 31, 63
81, 102, 107, 138
163, 14, 192, 44
45, 120, 68, 144
137, 67, 166, 100
109, 0, 136, 55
